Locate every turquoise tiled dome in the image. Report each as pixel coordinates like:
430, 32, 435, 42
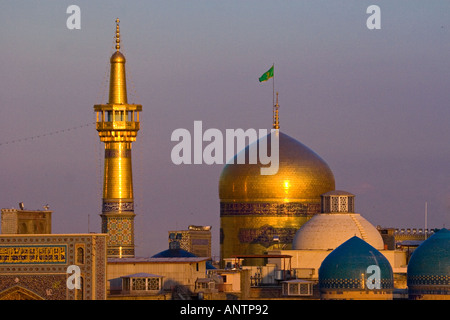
319, 236, 394, 290
407, 228, 450, 286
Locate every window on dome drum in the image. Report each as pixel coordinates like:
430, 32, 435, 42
331, 197, 339, 212
322, 197, 330, 212
349, 198, 354, 212
328, 195, 353, 213
339, 197, 348, 212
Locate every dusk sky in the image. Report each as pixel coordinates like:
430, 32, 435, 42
1, 1, 450, 258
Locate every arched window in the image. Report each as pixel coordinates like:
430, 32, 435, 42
76, 247, 84, 264
75, 277, 84, 300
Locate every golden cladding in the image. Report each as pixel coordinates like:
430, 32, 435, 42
219, 132, 335, 202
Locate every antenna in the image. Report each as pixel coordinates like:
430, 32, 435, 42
425, 202, 428, 240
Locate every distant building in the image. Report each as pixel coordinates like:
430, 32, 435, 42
1, 207, 51, 234
377, 226, 435, 250
168, 225, 212, 258
377, 227, 436, 265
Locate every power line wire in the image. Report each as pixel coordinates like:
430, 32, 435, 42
0, 122, 95, 147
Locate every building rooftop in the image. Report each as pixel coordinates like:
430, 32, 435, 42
108, 257, 210, 264
120, 273, 163, 278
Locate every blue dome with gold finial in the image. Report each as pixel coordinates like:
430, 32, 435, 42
407, 228, 450, 287
319, 236, 394, 290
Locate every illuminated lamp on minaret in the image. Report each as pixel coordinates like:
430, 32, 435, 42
94, 19, 142, 258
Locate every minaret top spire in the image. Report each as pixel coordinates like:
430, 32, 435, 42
107, 18, 128, 104
115, 18, 121, 51
273, 92, 280, 130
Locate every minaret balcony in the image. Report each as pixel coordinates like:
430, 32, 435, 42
96, 121, 140, 132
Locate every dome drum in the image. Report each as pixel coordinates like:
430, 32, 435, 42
321, 190, 355, 213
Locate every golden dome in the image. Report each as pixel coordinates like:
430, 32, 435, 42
219, 131, 335, 203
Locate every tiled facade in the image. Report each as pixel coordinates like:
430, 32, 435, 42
0, 234, 107, 300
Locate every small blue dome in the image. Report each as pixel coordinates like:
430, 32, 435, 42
407, 228, 450, 286
319, 236, 394, 290
151, 248, 216, 269
152, 248, 196, 258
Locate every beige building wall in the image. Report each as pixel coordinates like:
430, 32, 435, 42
107, 258, 209, 292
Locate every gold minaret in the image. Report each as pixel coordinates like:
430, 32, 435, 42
94, 19, 142, 258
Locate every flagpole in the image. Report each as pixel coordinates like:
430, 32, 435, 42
272, 63, 275, 109
272, 63, 275, 129
259, 64, 276, 128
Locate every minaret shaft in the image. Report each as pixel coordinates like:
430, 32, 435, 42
94, 19, 142, 258
103, 142, 133, 200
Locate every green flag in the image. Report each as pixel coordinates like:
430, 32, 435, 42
259, 65, 274, 82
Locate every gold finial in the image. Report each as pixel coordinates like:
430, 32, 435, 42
115, 18, 120, 51
273, 92, 280, 129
